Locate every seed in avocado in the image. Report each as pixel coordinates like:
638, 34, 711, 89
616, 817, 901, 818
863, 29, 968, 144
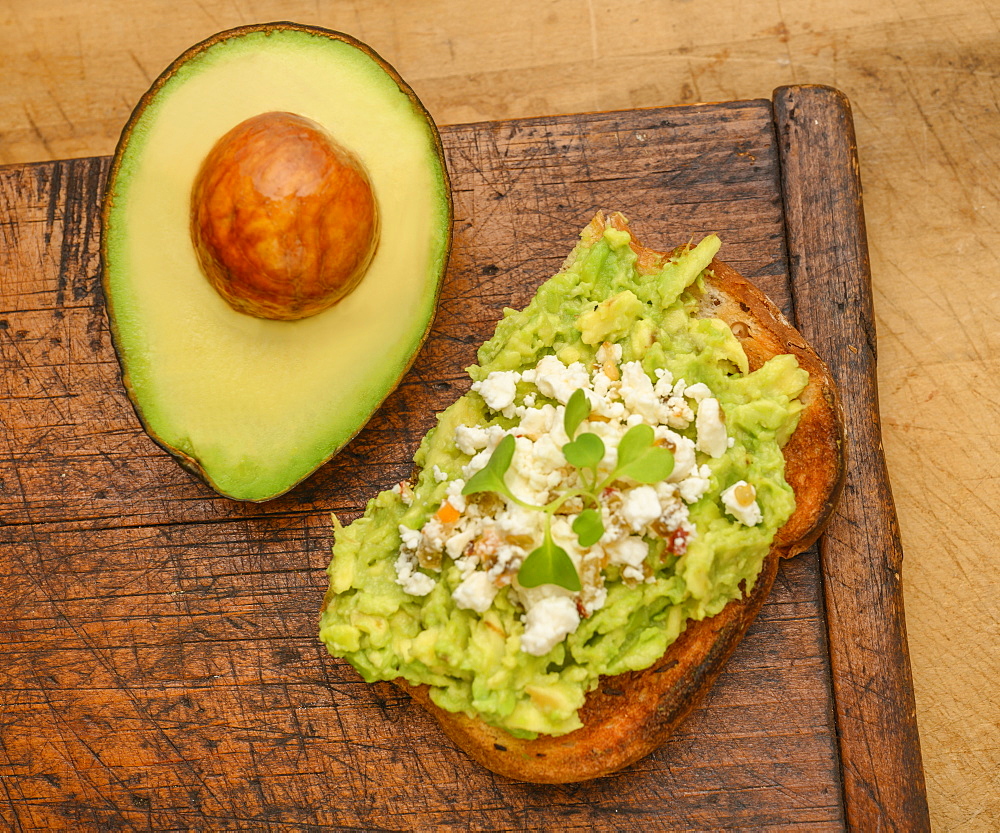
191, 111, 380, 321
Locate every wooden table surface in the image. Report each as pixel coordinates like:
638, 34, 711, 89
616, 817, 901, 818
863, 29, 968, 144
1, 1, 996, 829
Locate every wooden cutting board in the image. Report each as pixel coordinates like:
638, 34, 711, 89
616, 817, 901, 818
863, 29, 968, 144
0, 85, 928, 830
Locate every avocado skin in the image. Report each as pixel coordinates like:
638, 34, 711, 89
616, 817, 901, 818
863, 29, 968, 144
101, 22, 453, 501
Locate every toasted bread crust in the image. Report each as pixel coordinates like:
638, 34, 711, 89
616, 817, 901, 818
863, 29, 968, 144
398, 214, 845, 783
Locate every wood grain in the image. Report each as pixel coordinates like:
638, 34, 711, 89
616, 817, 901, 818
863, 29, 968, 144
0, 98, 867, 829
774, 84, 930, 831
2, 4, 998, 827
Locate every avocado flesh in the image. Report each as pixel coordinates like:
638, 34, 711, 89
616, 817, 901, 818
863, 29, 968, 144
102, 25, 452, 501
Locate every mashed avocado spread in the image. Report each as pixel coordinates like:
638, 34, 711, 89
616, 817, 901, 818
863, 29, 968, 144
319, 216, 808, 738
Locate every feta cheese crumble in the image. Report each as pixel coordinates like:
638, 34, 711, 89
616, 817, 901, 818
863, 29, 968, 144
695, 397, 729, 458
392, 347, 747, 655
721, 480, 763, 526
521, 595, 581, 656
471, 370, 520, 417
394, 548, 435, 596
452, 571, 500, 613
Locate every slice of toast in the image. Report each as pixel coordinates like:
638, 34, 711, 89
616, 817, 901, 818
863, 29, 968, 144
398, 212, 845, 783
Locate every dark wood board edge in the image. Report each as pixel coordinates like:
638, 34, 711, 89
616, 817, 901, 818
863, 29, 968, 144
0, 92, 916, 826
772, 84, 930, 831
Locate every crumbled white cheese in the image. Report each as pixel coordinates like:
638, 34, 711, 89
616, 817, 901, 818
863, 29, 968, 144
695, 397, 729, 458
654, 367, 674, 389
657, 427, 697, 482
580, 583, 608, 616
421, 517, 450, 552
485, 541, 525, 580
533, 432, 568, 471
455, 424, 491, 455
462, 450, 489, 480
517, 403, 556, 440
620, 485, 662, 532
721, 480, 763, 526
591, 376, 626, 420
392, 346, 749, 654
605, 535, 648, 570
619, 361, 661, 423
398, 525, 422, 552
453, 571, 500, 612
496, 502, 541, 540
678, 464, 712, 504
596, 342, 623, 365
684, 382, 712, 402
445, 526, 478, 560
394, 549, 435, 596
662, 385, 695, 429
521, 596, 581, 656
472, 370, 520, 416
444, 480, 467, 512
391, 481, 414, 506
531, 356, 591, 404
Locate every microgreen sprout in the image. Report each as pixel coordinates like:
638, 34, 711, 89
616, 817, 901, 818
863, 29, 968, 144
461, 434, 523, 505
461, 387, 675, 591
563, 388, 591, 438
572, 508, 604, 548
517, 523, 582, 591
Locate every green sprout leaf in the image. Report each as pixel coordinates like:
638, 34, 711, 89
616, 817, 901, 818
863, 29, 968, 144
563, 432, 605, 470
462, 434, 516, 499
614, 424, 675, 484
518, 524, 582, 591
616, 423, 655, 465
572, 508, 604, 548
563, 388, 590, 439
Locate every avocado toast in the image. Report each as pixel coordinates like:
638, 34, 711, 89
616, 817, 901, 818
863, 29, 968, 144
319, 211, 844, 782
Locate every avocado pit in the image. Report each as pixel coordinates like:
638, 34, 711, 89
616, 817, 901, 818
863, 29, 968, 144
191, 111, 379, 320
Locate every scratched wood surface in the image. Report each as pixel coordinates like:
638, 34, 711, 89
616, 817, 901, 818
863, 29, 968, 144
1, 5, 998, 824
0, 94, 909, 830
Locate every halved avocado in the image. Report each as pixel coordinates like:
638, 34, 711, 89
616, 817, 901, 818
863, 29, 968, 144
102, 23, 452, 501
